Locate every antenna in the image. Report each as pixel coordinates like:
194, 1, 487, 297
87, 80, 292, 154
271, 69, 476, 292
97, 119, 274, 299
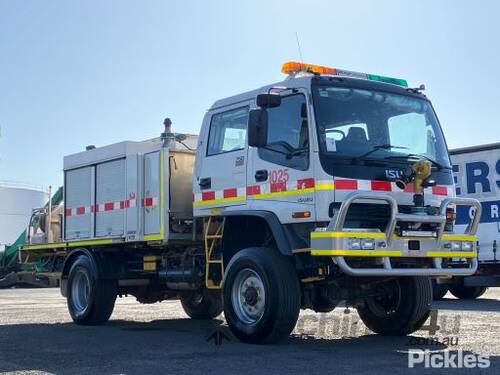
295, 32, 304, 63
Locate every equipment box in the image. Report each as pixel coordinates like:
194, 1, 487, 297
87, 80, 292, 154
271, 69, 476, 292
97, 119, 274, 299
63, 139, 195, 243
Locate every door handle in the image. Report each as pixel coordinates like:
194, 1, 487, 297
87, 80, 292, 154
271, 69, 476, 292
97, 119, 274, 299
255, 169, 268, 182
199, 177, 211, 189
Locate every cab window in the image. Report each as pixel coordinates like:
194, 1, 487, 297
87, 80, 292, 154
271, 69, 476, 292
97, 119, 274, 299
207, 106, 248, 156
258, 94, 309, 170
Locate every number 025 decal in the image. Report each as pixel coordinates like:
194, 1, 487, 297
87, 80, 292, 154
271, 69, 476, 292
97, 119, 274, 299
269, 168, 289, 184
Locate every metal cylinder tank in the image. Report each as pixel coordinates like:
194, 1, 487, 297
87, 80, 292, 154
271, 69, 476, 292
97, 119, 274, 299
0, 182, 48, 246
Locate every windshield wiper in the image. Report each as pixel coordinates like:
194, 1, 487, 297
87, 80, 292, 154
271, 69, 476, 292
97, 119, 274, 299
356, 144, 408, 159
384, 153, 451, 171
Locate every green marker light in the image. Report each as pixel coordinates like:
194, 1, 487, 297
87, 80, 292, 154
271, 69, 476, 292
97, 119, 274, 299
368, 74, 408, 87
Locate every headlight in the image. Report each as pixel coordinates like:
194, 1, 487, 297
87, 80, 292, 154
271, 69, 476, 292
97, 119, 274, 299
348, 238, 361, 250
361, 238, 375, 250
450, 241, 461, 251
461, 241, 473, 251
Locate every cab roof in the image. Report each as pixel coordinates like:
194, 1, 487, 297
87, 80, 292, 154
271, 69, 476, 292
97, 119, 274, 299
209, 61, 420, 111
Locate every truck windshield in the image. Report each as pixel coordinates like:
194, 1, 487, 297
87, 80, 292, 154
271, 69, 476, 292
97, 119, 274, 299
312, 86, 451, 168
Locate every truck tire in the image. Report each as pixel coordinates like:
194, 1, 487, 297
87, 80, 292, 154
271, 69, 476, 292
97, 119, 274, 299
67, 255, 117, 325
180, 289, 223, 319
449, 285, 487, 299
357, 276, 432, 336
432, 280, 449, 300
223, 247, 301, 343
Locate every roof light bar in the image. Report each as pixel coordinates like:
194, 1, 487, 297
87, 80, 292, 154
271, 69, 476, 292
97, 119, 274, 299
281, 61, 408, 87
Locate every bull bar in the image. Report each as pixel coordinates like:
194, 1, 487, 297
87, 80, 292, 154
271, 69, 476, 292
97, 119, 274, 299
310, 192, 482, 276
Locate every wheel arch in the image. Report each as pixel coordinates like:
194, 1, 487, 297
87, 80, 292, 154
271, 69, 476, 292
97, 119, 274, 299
60, 247, 118, 297
221, 211, 296, 262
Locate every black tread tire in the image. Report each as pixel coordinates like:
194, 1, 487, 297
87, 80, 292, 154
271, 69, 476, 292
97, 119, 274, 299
357, 276, 432, 336
180, 289, 223, 319
432, 280, 449, 300
67, 255, 117, 325
223, 247, 301, 344
449, 284, 487, 299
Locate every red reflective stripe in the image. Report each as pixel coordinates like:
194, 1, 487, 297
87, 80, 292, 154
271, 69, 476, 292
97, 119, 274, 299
246, 185, 261, 196
76, 207, 86, 215
297, 178, 315, 189
371, 180, 392, 191
404, 183, 415, 193
223, 188, 237, 198
65, 208, 72, 217
143, 197, 154, 207
104, 202, 114, 211
202, 191, 216, 201
432, 186, 448, 196
335, 179, 358, 190
120, 200, 126, 209
270, 182, 287, 192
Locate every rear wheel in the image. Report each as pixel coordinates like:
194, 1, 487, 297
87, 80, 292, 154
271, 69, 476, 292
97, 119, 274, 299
180, 289, 223, 319
223, 247, 301, 343
449, 284, 487, 299
432, 280, 449, 300
67, 255, 117, 325
357, 276, 432, 336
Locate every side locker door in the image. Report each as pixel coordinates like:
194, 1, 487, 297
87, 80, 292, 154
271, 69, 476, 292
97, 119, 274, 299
95, 159, 126, 237
64, 166, 94, 240
194, 105, 249, 212
247, 91, 315, 223
143, 151, 162, 238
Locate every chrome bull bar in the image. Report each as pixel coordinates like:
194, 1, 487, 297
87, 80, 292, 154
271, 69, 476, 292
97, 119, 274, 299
310, 192, 482, 276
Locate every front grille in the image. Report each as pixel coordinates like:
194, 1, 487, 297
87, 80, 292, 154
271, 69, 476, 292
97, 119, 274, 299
339, 203, 391, 231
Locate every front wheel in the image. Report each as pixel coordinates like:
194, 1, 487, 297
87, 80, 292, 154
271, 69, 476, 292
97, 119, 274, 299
223, 247, 301, 344
357, 276, 432, 336
67, 255, 117, 325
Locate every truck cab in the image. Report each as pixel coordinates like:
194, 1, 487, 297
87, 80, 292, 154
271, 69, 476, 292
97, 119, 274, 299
193, 62, 481, 342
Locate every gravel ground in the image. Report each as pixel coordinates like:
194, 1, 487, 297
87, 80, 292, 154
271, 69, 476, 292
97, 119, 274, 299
0, 287, 499, 374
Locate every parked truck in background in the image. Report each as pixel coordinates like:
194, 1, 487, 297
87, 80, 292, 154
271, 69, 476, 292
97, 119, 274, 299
20, 62, 481, 343
433, 143, 500, 299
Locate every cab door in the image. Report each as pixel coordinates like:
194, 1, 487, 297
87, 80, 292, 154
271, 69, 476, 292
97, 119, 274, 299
246, 91, 316, 223
194, 104, 249, 213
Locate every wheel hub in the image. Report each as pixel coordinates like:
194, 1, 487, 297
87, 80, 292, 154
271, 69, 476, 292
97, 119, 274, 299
244, 286, 258, 306
367, 280, 402, 317
231, 268, 266, 324
71, 269, 91, 313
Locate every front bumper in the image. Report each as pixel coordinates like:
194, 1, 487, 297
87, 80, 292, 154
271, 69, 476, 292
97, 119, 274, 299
311, 193, 482, 277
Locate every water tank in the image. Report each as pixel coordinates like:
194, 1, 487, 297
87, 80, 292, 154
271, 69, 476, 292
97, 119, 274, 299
0, 182, 48, 246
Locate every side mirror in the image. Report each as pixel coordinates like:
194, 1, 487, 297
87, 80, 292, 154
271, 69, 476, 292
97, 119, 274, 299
248, 109, 268, 147
256, 93, 281, 108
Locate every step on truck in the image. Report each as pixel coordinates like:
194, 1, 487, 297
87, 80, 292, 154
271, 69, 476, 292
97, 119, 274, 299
433, 142, 500, 299
21, 62, 481, 343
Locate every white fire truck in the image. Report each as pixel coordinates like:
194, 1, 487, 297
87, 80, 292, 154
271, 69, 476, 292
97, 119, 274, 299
21, 62, 481, 343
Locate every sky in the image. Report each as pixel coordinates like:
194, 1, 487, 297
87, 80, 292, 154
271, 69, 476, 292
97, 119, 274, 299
1, 0, 499, 189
